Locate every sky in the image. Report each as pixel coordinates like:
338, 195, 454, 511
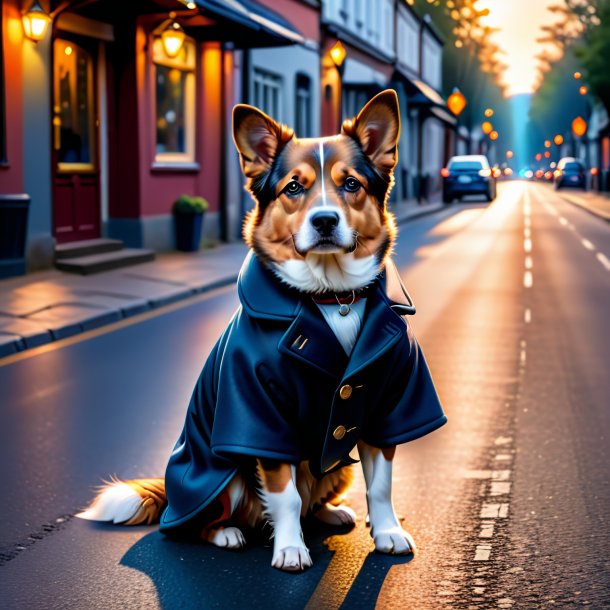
477, 0, 559, 97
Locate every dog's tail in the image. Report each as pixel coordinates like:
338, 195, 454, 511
76, 477, 166, 525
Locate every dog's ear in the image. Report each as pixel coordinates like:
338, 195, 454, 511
233, 105, 294, 179
342, 89, 400, 176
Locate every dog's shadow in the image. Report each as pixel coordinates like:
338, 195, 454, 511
120, 520, 412, 609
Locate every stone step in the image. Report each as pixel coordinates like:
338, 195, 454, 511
55, 238, 124, 260
55, 249, 156, 275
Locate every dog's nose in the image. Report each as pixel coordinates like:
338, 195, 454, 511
311, 211, 339, 237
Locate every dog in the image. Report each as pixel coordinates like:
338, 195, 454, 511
77, 89, 446, 572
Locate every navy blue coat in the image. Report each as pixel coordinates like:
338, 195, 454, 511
160, 253, 446, 531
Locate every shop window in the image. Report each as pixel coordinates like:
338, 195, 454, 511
253, 68, 283, 120
153, 38, 196, 164
295, 73, 312, 137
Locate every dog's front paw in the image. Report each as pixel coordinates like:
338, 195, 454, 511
271, 546, 313, 572
373, 526, 416, 555
314, 503, 357, 526
205, 526, 246, 550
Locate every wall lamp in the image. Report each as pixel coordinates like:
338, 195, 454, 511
22, 0, 52, 42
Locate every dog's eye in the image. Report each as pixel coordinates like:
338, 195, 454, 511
344, 177, 361, 193
283, 180, 304, 197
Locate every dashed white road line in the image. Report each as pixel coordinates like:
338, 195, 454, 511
524, 308, 531, 324
523, 271, 533, 288
523, 239, 532, 253
596, 252, 610, 271
581, 238, 595, 251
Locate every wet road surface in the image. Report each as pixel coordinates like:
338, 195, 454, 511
0, 182, 609, 609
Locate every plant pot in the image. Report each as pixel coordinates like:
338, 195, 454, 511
174, 212, 204, 252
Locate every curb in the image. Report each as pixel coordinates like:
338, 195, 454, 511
0, 204, 446, 361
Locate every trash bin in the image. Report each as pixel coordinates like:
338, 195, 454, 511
0, 194, 30, 278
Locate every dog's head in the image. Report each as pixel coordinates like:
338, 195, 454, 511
233, 90, 400, 293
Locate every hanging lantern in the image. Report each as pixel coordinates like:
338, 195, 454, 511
553, 134, 564, 146
573, 71, 582, 80
506, 150, 514, 159
579, 85, 588, 96
162, 18, 185, 58
447, 88, 467, 116
22, 0, 52, 42
544, 140, 551, 148
329, 41, 347, 68
535, 153, 542, 161
484, 108, 494, 118
571, 116, 587, 137
490, 130, 499, 141
481, 121, 493, 135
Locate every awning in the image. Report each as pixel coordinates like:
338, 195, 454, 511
429, 106, 457, 127
193, 0, 305, 47
343, 58, 387, 87
408, 79, 446, 107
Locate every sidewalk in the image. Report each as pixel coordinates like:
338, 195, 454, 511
552, 186, 610, 222
0, 198, 444, 358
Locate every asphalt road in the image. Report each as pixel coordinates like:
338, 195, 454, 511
0, 181, 609, 609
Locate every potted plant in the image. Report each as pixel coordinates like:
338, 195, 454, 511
172, 195, 209, 252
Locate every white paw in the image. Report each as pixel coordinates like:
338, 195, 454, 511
208, 526, 246, 549
271, 546, 313, 572
314, 503, 357, 526
373, 527, 416, 555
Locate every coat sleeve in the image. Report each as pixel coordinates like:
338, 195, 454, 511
362, 322, 447, 447
209, 311, 302, 463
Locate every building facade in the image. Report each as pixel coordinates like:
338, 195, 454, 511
1, 0, 455, 278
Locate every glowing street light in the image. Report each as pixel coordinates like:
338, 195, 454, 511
579, 85, 588, 96
484, 108, 494, 118
544, 140, 551, 148
506, 150, 514, 159
574, 71, 582, 80
481, 121, 493, 135
553, 134, 564, 146
448, 88, 467, 116
490, 131, 499, 141
535, 153, 542, 161
544, 151, 551, 158
572, 116, 587, 137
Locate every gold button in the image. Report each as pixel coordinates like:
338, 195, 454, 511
339, 384, 352, 400
333, 425, 347, 440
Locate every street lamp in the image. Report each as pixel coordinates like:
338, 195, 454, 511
544, 140, 551, 148
22, 0, 52, 42
579, 85, 588, 96
553, 134, 564, 146
506, 150, 513, 159
481, 121, 493, 135
490, 130, 498, 141
448, 88, 467, 116
484, 108, 494, 118
574, 71, 582, 80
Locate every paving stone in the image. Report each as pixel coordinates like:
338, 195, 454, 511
0, 316, 52, 348
25, 305, 121, 340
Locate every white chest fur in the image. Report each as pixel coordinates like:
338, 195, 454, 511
315, 299, 366, 356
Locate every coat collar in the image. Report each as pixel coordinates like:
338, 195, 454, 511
238, 251, 406, 380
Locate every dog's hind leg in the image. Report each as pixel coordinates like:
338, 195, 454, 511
257, 460, 312, 572
310, 465, 356, 526
358, 442, 416, 555
200, 475, 248, 550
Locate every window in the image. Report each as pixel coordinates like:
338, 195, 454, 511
153, 37, 196, 164
295, 73, 312, 137
53, 39, 96, 171
253, 68, 283, 120
0, 0, 6, 164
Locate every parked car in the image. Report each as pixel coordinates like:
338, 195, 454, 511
441, 155, 497, 203
554, 157, 586, 190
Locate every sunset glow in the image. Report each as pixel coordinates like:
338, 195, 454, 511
477, 0, 559, 96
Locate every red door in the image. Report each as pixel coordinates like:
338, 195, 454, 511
52, 36, 101, 243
